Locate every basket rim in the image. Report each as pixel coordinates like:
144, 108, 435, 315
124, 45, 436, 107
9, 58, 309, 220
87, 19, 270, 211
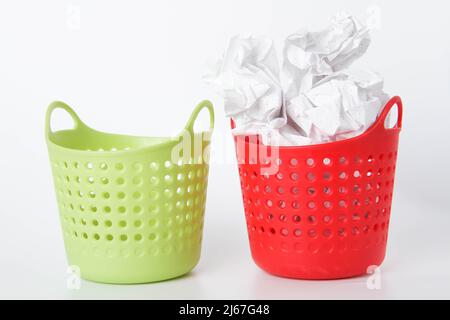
232, 96, 403, 151
46, 127, 184, 157
45, 100, 214, 157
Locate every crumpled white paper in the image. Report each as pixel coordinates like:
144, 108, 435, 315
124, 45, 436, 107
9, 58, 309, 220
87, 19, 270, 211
205, 13, 389, 146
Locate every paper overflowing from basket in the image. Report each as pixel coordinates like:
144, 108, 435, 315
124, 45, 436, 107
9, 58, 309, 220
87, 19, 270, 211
205, 12, 389, 146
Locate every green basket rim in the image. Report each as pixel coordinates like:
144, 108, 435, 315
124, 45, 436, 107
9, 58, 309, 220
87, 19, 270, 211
45, 100, 214, 156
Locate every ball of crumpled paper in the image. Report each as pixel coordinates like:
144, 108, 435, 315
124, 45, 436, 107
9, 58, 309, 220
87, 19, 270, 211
204, 13, 389, 146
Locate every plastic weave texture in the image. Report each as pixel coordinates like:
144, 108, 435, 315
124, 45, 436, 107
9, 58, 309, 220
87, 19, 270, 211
46, 100, 214, 283
233, 96, 403, 279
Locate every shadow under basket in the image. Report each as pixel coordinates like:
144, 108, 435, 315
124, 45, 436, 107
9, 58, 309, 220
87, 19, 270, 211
233, 96, 403, 280
46, 100, 214, 284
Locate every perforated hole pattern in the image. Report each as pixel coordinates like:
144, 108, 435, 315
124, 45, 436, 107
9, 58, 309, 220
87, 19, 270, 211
237, 145, 399, 278
232, 97, 402, 278
51, 156, 209, 259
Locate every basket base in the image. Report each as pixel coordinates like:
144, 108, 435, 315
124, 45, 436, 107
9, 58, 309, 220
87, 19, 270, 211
250, 249, 386, 280
66, 249, 201, 284
254, 262, 375, 280
78, 263, 198, 284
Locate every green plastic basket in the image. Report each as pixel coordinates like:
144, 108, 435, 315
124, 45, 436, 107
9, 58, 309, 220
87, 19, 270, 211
45, 100, 214, 284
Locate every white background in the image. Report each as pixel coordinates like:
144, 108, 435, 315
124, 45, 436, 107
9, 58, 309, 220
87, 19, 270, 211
1, 0, 449, 299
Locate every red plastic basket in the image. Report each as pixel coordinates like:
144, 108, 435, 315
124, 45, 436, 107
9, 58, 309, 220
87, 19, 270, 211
232, 96, 403, 279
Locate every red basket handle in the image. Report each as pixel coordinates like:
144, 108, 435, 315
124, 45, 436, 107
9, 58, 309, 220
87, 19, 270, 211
376, 96, 403, 131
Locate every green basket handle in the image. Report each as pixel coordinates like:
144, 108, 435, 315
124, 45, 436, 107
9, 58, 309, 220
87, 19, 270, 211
183, 100, 215, 136
45, 101, 84, 138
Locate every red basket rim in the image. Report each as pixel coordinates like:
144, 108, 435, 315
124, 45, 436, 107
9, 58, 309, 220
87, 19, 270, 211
231, 96, 403, 150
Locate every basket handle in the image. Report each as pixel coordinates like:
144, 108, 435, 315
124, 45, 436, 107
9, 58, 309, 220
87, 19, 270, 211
45, 101, 84, 138
376, 96, 403, 131
184, 100, 215, 135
